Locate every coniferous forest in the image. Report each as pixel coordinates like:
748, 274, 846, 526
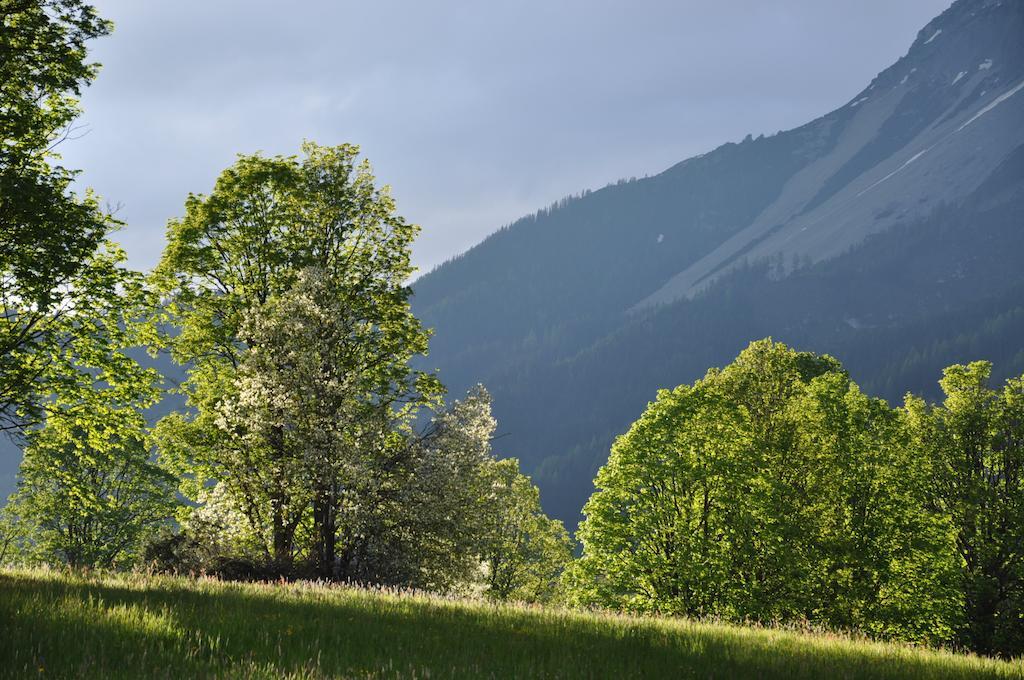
1, 1, 1023, 677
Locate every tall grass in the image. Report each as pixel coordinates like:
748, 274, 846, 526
1, 568, 1021, 679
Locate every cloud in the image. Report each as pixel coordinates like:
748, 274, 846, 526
59, 0, 952, 275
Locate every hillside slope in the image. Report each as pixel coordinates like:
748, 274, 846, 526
3, 569, 1021, 679
412, 0, 1024, 523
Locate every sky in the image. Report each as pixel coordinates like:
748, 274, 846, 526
59, 0, 953, 277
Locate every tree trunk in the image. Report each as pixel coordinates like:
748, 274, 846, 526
313, 484, 337, 578
269, 424, 292, 572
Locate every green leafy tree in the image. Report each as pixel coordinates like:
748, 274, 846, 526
570, 341, 844, 618
386, 387, 572, 597
0, 503, 29, 565
1, 0, 114, 430
565, 379, 744, 615
480, 457, 573, 603
707, 340, 845, 621
0, 2, 171, 566
568, 339, 959, 645
9, 243, 174, 568
793, 372, 959, 643
907, 362, 1024, 656
235, 264, 441, 578
152, 142, 441, 574
351, 386, 494, 590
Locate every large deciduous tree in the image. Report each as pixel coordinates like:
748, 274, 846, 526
152, 142, 441, 574
0, 1, 174, 565
351, 386, 495, 590
567, 339, 960, 645
9, 243, 174, 568
0, 0, 115, 430
907, 362, 1024, 657
479, 457, 573, 603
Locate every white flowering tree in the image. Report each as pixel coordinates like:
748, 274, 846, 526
152, 143, 440, 573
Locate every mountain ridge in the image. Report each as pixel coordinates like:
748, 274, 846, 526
638, 0, 1023, 306
411, 0, 1024, 523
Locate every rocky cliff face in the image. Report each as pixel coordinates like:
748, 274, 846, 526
638, 0, 1024, 306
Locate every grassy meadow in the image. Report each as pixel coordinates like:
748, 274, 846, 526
1, 569, 1021, 679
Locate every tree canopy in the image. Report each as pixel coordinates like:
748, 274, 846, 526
0, 0, 116, 430
566, 340, 975, 647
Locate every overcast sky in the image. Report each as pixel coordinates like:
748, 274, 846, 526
60, 0, 952, 276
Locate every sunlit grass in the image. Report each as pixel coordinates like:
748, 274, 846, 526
1, 568, 1021, 679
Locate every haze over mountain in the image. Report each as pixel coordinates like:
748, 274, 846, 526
412, 0, 1024, 523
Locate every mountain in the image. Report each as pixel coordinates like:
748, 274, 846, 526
411, 0, 1024, 524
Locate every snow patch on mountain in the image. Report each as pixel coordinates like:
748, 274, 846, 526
958, 79, 1024, 131
857, 149, 930, 197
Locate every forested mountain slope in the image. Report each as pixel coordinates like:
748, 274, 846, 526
412, 0, 1024, 523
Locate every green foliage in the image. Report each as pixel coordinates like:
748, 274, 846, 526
13, 424, 174, 569
7, 243, 175, 568
0, 1, 172, 570
906, 362, 1024, 657
569, 340, 962, 646
369, 386, 495, 591
0, 1, 110, 148
341, 386, 572, 595
0, 0, 115, 430
0, 504, 29, 565
151, 142, 451, 577
4, 569, 1021, 680
479, 457, 573, 603
793, 373, 960, 643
